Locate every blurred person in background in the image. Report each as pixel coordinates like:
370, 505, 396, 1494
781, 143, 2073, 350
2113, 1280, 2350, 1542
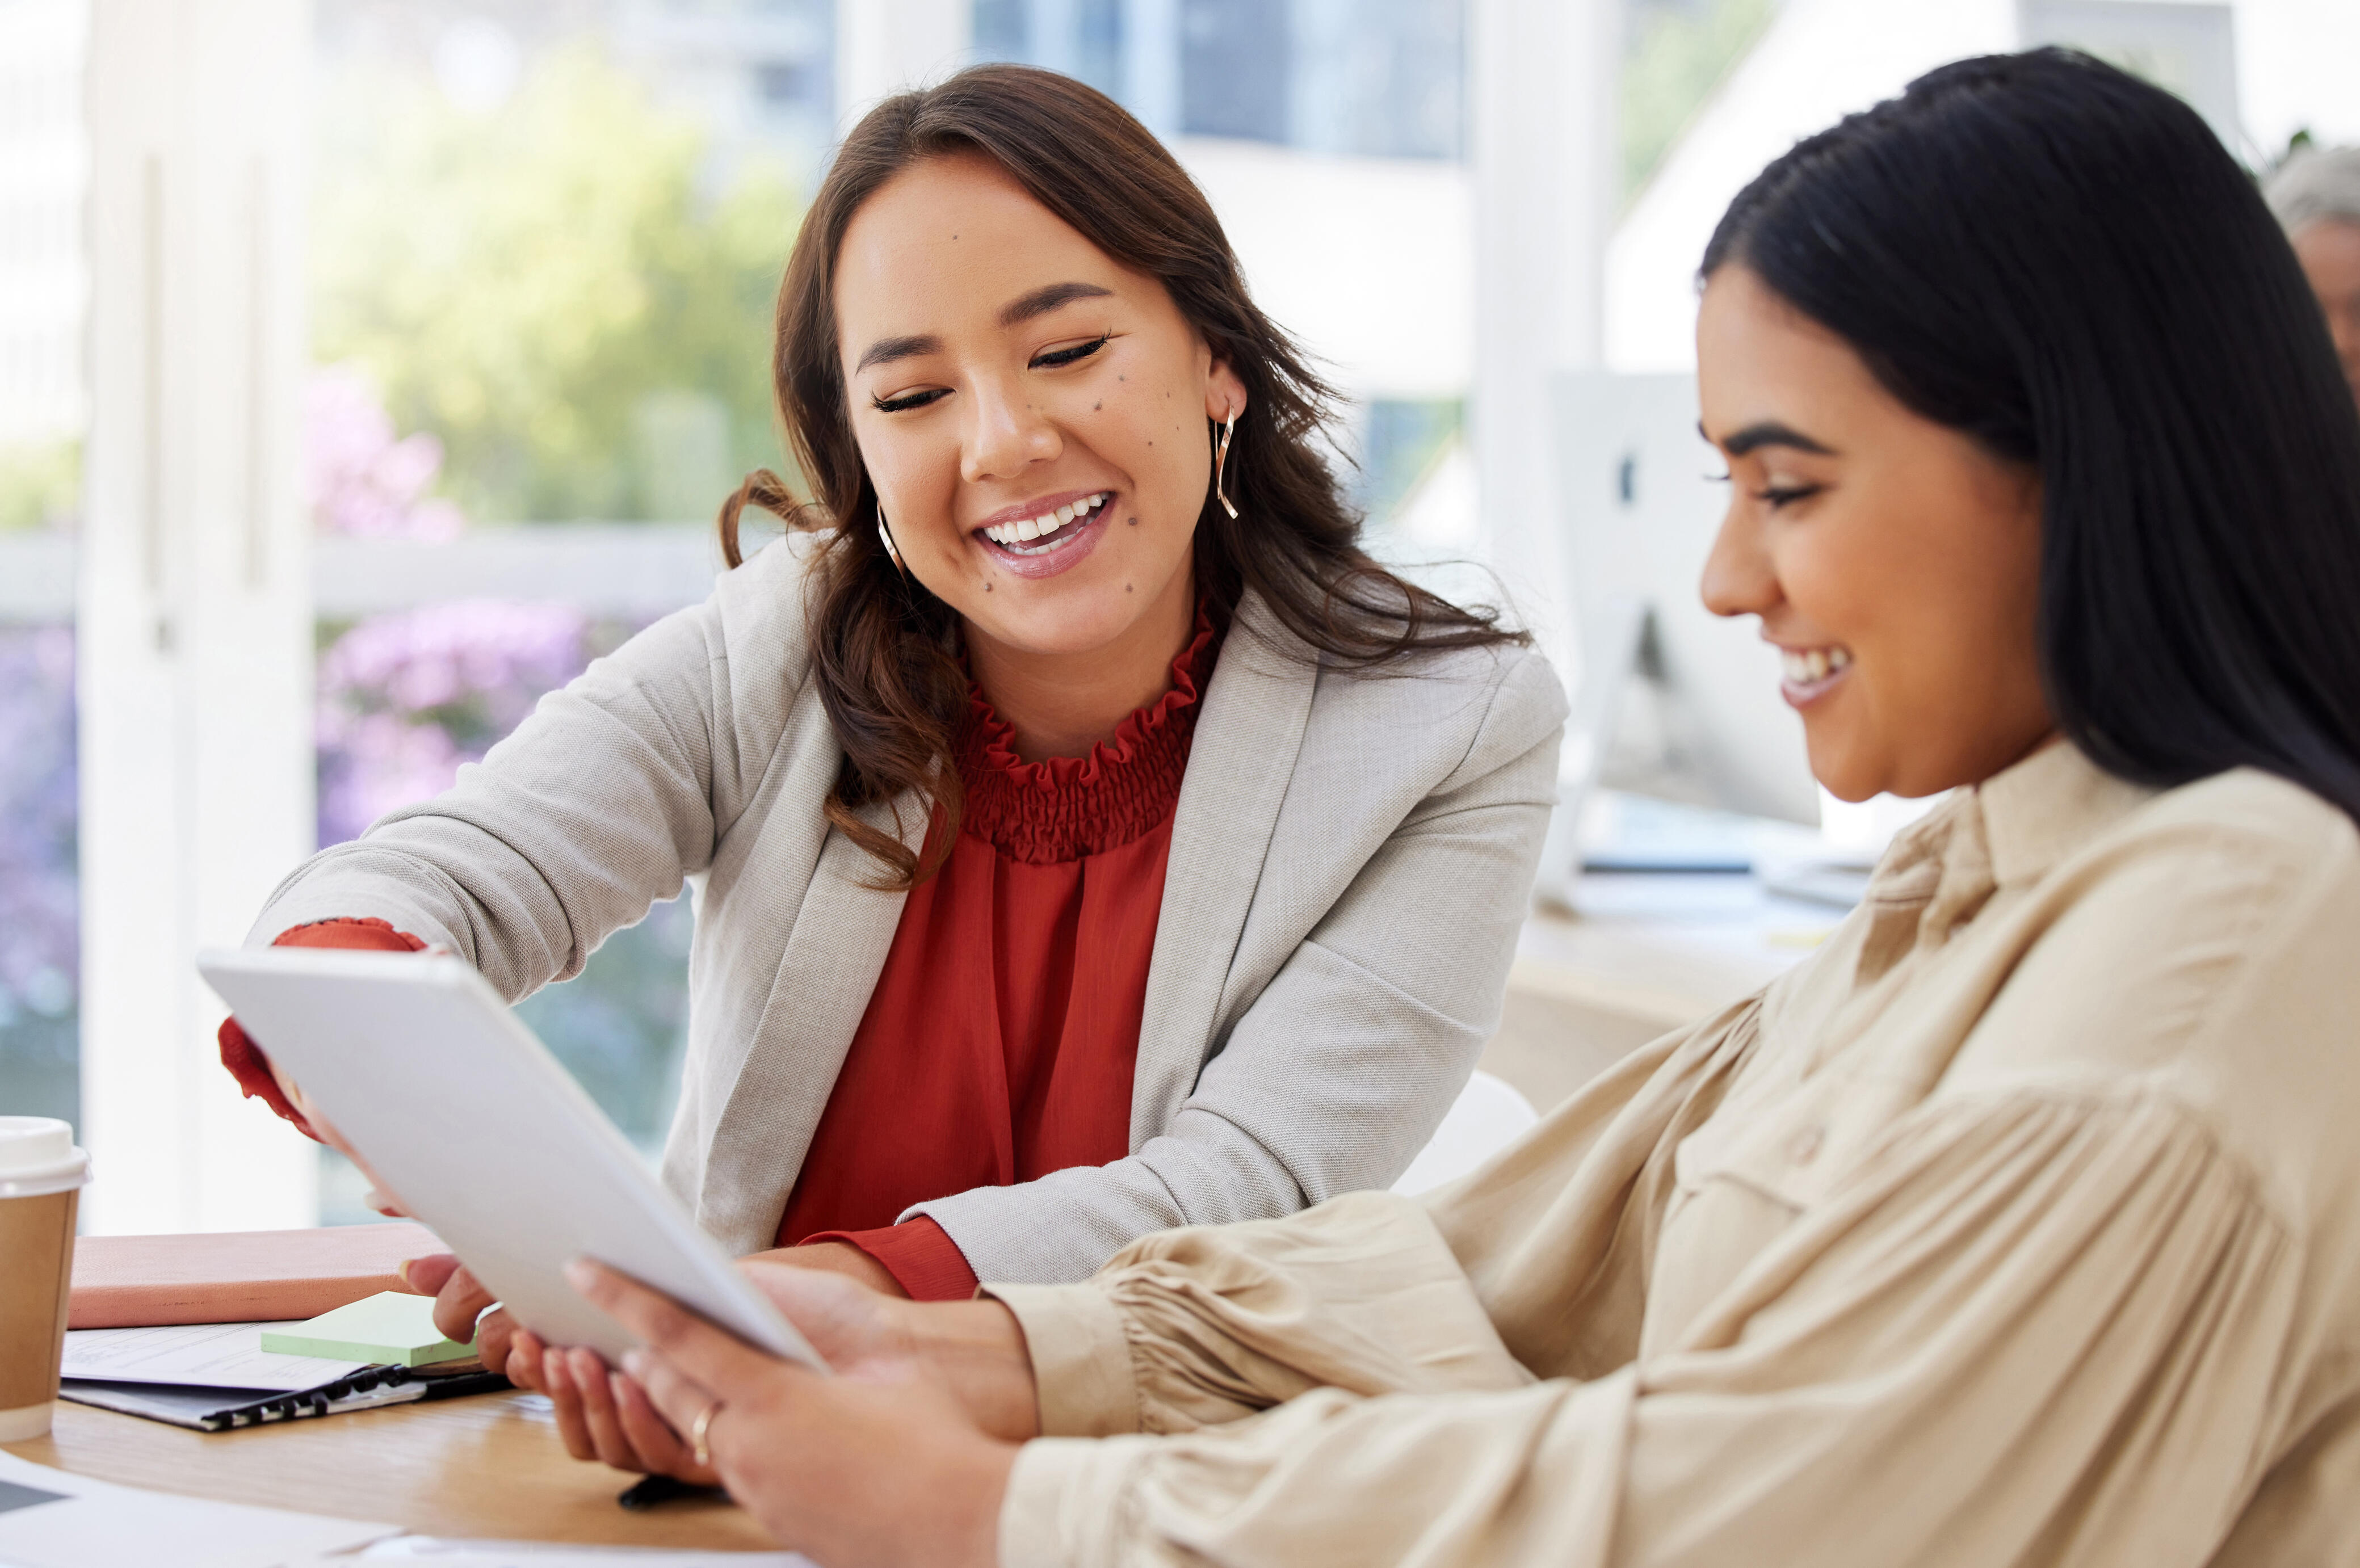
2265, 144, 2360, 413
215, 63, 1566, 1464
544, 50, 2360, 1566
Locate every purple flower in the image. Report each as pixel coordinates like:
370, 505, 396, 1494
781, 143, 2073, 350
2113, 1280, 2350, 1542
307, 363, 465, 541
0, 627, 78, 1016
315, 600, 591, 846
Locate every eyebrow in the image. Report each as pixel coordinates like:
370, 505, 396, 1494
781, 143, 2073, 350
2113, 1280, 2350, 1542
850, 282, 1116, 376
998, 280, 1112, 327
854, 333, 941, 375
1703, 419, 1838, 457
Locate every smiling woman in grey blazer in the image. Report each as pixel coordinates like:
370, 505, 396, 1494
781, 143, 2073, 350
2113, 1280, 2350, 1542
217, 65, 1564, 1470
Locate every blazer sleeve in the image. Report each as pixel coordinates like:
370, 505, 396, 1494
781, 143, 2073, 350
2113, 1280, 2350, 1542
247, 547, 801, 1002
908, 648, 1569, 1285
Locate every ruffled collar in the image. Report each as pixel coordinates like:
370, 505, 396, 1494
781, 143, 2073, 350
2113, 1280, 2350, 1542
959, 602, 1221, 864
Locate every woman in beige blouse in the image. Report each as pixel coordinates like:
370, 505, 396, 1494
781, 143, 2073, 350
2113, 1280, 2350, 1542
547, 51, 2360, 1565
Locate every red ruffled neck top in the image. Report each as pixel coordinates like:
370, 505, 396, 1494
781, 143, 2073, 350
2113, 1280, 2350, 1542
780, 604, 1222, 1297
215, 607, 1223, 1305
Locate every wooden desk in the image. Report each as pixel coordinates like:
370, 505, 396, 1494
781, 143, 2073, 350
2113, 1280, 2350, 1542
1479, 876, 1832, 1112
3, 1390, 778, 1550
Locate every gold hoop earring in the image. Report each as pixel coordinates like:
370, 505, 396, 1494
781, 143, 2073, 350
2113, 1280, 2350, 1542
1212, 406, 1240, 519
876, 507, 908, 577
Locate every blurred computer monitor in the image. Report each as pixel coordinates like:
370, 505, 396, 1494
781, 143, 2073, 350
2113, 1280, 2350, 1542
1534, 369, 1828, 903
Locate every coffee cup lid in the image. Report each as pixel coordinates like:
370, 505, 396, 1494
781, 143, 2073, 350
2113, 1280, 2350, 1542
0, 1116, 91, 1198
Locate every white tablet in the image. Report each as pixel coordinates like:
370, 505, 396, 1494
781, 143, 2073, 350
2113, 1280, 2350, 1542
196, 946, 826, 1373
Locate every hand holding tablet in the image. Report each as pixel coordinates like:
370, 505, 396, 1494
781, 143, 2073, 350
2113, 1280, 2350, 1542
197, 947, 827, 1376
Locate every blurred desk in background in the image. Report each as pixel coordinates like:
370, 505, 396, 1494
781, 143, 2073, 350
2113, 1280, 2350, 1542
3, 1392, 772, 1551
1481, 873, 1840, 1112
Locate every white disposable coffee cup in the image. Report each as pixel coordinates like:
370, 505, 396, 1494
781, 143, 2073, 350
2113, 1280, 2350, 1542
0, 1117, 91, 1442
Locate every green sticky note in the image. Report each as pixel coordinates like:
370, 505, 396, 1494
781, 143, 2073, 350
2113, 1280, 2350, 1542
259, 1290, 477, 1368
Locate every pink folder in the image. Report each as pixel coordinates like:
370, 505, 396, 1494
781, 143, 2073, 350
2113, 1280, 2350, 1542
68, 1222, 446, 1329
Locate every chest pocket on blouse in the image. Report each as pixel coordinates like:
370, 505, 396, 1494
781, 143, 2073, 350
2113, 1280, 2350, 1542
1647, 1071, 1866, 1354
1672, 1067, 1850, 1204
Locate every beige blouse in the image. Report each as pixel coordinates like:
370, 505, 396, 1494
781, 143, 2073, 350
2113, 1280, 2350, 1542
986, 743, 2360, 1567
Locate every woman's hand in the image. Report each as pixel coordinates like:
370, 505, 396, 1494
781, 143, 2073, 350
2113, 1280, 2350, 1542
568, 1258, 1021, 1568
522, 1249, 901, 1471
410, 1242, 918, 1433
528, 1250, 1041, 1482
397, 1254, 520, 1381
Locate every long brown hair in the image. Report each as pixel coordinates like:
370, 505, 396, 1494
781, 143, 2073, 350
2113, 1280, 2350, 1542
720, 64, 1523, 885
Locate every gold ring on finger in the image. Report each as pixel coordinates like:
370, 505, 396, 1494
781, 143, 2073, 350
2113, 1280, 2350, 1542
690, 1399, 723, 1469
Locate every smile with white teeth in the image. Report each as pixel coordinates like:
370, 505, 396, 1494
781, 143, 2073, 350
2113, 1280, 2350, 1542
1781, 645, 1854, 686
981, 492, 1110, 552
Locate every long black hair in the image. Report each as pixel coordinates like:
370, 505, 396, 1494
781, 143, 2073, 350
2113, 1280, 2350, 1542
1703, 48, 2360, 821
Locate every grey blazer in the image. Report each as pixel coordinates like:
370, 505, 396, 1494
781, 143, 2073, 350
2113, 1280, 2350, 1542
251, 537, 1568, 1283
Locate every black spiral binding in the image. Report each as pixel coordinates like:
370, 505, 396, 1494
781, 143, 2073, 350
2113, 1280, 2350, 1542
198, 1365, 416, 1432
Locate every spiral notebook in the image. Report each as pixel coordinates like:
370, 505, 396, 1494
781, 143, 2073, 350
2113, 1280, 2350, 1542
57, 1321, 503, 1432
57, 1368, 499, 1431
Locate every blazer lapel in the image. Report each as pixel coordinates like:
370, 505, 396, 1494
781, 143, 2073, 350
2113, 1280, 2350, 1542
1130, 591, 1318, 1147
696, 792, 921, 1254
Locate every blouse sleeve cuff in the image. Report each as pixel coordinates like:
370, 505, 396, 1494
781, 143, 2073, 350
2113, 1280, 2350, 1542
272, 917, 429, 954
998, 1436, 1149, 1568
218, 918, 430, 1141
217, 1016, 321, 1141
802, 1216, 979, 1302
980, 1282, 1139, 1437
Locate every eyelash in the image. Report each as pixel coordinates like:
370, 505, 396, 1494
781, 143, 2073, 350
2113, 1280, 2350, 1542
1034, 333, 1110, 369
867, 334, 1112, 414
1709, 472, 1822, 510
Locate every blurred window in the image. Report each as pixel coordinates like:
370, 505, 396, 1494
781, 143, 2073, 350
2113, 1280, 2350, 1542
0, 1, 86, 1129
1283, 0, 1464, 159
0, 625, 77, 1128
975, 0, 1124, 99
757, 57, 821, 104
1355, 399, 1464, 527
1622, 0, 1775, 200
977, 0, 1466, 159
1181, 0, 1292, 144
305, 2, 813, 1212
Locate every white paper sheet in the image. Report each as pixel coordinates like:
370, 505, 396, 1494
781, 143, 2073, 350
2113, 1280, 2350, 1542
360, 1541, 810, 1566
0, 1449, 396, 1568
61, 1321, 372, 1390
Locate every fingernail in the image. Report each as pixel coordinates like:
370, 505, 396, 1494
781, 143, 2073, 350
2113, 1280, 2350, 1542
563, 1257, 595, 1289
622, 1349, 648, 1380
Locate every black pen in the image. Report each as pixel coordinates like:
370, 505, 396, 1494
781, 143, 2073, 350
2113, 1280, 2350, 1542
617, 1473, 727, 1511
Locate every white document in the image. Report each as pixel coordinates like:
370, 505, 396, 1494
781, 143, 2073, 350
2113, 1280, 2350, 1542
61, 1322, 372, 1390
0, 1449, 396, 1568
361, 1541, 811, 1566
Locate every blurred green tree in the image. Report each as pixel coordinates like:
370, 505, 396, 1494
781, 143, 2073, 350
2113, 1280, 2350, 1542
1622, 0, 1776, 204
312, 47, 800, 524
0, 439, 80, 533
